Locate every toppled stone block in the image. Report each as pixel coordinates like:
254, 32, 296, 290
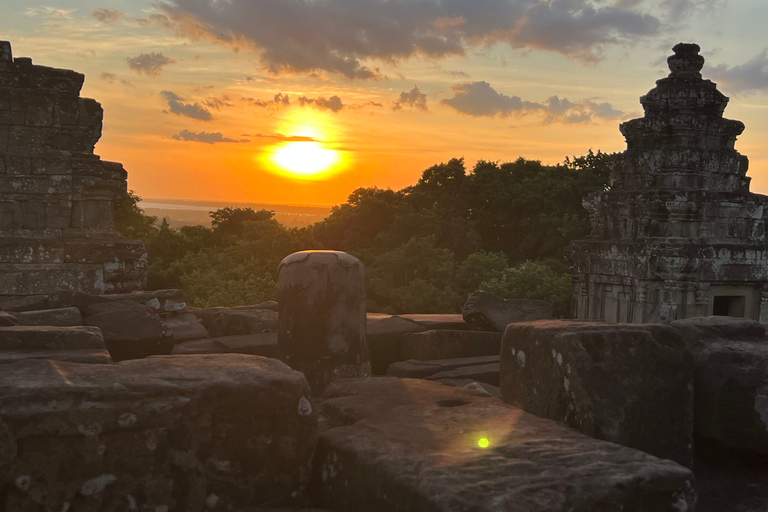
462, 290, 553, 332
313, 377, 696, 511
84, 301, 174, 361
397, 314, 468, 330
672, 316, 768, 454
0, 325, 111, 364
102, 289, 186, 313
173, 333, 277, 357
434, 379, 501, 397
162, 313, 209, 343
278, 251, 371, 394
0, 355, 317, 511
14, 306, 82, 326
192, 306, 278, 337
387, 355, 499, 379
366, 313, 426, 374
501, 320, 694, 467
400, 330, 501, 361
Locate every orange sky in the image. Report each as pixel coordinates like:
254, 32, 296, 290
4, 1, 768, 205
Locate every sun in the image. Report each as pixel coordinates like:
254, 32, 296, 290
271, 141, 340, 179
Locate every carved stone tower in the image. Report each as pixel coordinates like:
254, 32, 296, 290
569, 43, 768, 323
0, 41, 147, 298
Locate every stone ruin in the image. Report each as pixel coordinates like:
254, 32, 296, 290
570, 43, 768, 323
0, 41, 146, 300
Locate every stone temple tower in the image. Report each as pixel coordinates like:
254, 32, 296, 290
569, 43, 768, 324
0, 41, 147, 299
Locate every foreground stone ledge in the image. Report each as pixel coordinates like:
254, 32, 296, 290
0, 355, 317, 511
0, 325, 111, 364
314, 377, 696, 512
501, 320, 694, 467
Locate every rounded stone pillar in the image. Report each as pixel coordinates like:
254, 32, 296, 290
277, 250, 371, 394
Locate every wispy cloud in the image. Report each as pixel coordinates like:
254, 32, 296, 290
126, 52, 176, 77
441, 81, 627, 124
22, 6, 74, 18
171, 129, 249, 144
92, 8, 124, 23
161, 91, 213, 121
242, 133, 320, 142
298, 95, 344, 112
710, 49, 768, 94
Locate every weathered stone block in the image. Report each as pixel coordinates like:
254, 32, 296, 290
425, 362, 500, 386
314, 377, 696, 512
500, 320, 694, 467
0, 355, 317, 510
84, 301, 174, 361
400, 329, 501, 361
173, 333, 277, 357
162, 312, 209, 343
14, 306, 82, 326
387, 354, 499, 379
192, 306, 276, 337
366, 313, 426, 374
397, 313, 468, 330
672, 316, 768, 454
278, 251, 371, 394
462, 290, 553, 332
0, 325, 111, 364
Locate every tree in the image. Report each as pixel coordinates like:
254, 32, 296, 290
114, 190, 157, 239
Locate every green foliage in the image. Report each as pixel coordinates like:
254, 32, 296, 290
114, 190, 157, 239
131, 150, 610, 313
480, 261, 573, 318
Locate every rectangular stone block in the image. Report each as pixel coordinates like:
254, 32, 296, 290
501, 320, 694, 467
387, 355, 499, 379
0, 355, 317, 510
314, 377, 696, 512
400, 330, 501, 361
0, 325, 110, 364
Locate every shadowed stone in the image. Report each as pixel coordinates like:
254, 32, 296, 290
387, 355, 499, 379
173, 333, 277, 357
425, 362, 500, 386
192, 306, 278, 337
397, 314, 467, 330
84, 301, 174, 361
500, 320, 694, 467
0, 355, 316, 511
462, 290, 553, 332
162, 312, 209, 343
400, 330, 501, 361
313, 377, 696, 511
14, 307, 82, 326
366, 313, 426, 375
278, 251, 371, 394
0, 325, 111, 364
672, 316, 768, 454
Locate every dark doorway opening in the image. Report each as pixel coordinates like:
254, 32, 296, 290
713, 295, 746, 317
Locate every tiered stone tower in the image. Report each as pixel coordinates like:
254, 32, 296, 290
570, 43, 768, 323
0, 41, 146, 298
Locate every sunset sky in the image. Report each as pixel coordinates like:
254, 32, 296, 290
2, 0, 767, 205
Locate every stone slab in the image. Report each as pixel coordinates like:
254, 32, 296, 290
84, 301, 174, 361
672, 317, 768, 454
313, 377, 696, 512
463, 290, 553, 332
0, 325, 111, 364
162, 312, 209, 343
0, 355, 317, 511
192, 307, 278, 337
366, 313, 426, 375
173, 333, 277, 357
400, 330, 501, 361
397, 314, 467, 330
14, 306, 82, 326
102, 289, 186, 313
501, 321, 694, 467
387, 355, 499, 379
425, 362, 500, 386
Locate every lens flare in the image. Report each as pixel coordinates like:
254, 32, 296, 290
477, 437, 490, 449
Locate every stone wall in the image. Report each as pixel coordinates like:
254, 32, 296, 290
0, 41, 146, 299
569, 43, 768, 323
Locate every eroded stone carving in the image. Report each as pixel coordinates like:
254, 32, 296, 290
0, 41, 146, 299
569, 43, 768, 323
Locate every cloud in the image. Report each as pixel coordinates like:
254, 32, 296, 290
22, 7, 74, 18
441, 81, 626, 124
156, 0, 661, 78
709, 49, 768, 94
100, 72, 132, 85
243, 93, 291, 108
204, 96, 234, 110
298, 95, 344, 112
126, 52, 177, 77
393, 86, 428, 112
446, 70, 471, 78
92, 8, 124, 23
171, 129, 249, 144
161, 91, 213, 121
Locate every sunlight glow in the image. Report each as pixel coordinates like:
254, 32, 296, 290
477, 437, 490, 449
272, 141, 340, 179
